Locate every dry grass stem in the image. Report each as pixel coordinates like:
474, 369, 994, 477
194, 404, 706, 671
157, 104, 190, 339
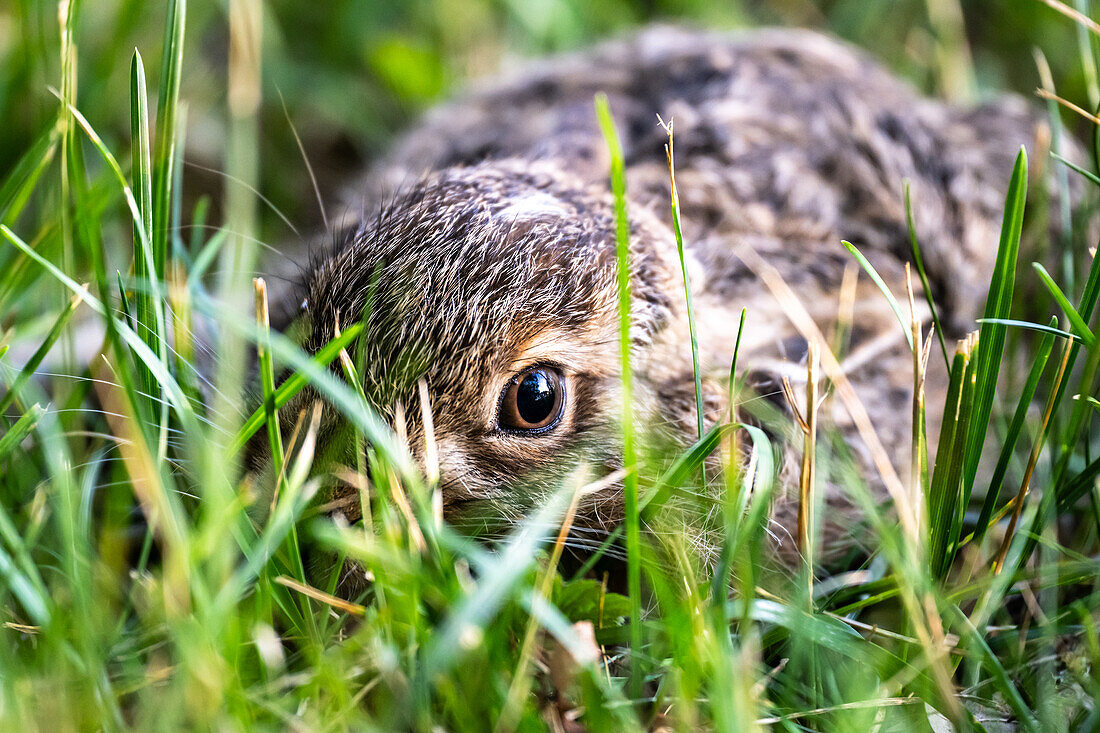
738, 248, 917, 544
906, 263, 932, 526
1034, 0, 1100, 38
1036, 87, 1100, 126
274, 575, 366, 616
417, 379, 443, 528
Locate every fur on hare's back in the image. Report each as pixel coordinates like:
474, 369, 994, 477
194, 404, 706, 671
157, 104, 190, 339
266, 26, 1075, 574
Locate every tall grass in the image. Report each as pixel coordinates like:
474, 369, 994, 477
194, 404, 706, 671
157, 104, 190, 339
1, 1, 1100, 731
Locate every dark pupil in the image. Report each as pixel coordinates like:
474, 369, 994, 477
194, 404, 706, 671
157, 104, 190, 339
516, 370, 555, 424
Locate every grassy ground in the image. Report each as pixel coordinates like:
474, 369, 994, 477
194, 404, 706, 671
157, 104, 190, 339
2, 0, 1100, 730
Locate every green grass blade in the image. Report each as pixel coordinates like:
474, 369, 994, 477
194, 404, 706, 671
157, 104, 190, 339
130, 51, 153, 267
950, 606, 1041, 733
663, 124, 705, 440
0, 464, 51, 628
0, 539, 51, 627
1052, 151, 1100, 188
0, 403, 45, 460
55, 92, 157, 291
417, 489, 572, 708
130, 50, 160, 409
976, 317, 1084, 343
1, 224, 199, 435
188, 228, 229, 284
972, 324, 1057, 545
0, 285, 87, 415
1019, 339, 1100, 571
59, 88, 169, 417
713, 309, 749, 605
230, 321, 363, 454
960, 148, 1028, 510
1058, 454, 1100, 512
1032, 262, 1095, 345
594, 92, 643, 699
0, 117, 61, 226
116, 270, 134, 330
842, 240, 913, 348
151, 0, 186, 278
928, 339, 975, 576
254, 279, 285, 473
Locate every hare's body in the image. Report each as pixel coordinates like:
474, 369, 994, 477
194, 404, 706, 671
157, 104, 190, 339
275, 28, 1056, 568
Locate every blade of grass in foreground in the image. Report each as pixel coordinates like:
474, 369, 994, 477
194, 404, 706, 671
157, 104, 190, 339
991, 337, 1073, 574
1015, 182, 1100, 569
661, 118, 705, 440
0, 116, 61, 228
713, 308, 748, 608
1032, 262, 1096, 345
230, 322, 363, 454
1021, 329, 1100, 568
927, 336, 975, 577
970, 323, 1057, 548
130, 50, 164, 427
152, 0, 186, 280
0, 403, 45, 461
1, 224, 199, 436
0, 285, 88, 416
842, 240, 913, 348
594, 93, 642, 700
416, 487, 573, 719
959, 148, 1027, 510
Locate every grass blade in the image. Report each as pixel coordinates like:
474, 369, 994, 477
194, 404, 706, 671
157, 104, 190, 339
0, 117, 61, 227
842, 240, 913, 348
661, 118, 705, 439
152, 0, 186, 279
1, 224, 199, 435
230, 321, 363, 454
130, 50, 162, 416
0, 285, 88, 415
1032, 262, 1096, 345
0, 403, 45, 460
976, 317, 1084, 343
928, 336, 976, 576
959, 148, 1027, 513
594, 93, 643, 699
971, 323, 1058, 546
1052, 151, 1100, 188
991, 338, 1073, 574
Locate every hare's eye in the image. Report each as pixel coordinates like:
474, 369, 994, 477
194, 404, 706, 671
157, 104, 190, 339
498, 366, 565, 433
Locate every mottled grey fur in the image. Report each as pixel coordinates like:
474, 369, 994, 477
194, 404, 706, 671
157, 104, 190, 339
266, 27, 1082, 572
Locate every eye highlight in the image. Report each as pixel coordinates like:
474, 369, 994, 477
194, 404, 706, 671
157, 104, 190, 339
498, 366, 565, 433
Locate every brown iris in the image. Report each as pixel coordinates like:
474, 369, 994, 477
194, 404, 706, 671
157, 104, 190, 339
498, 366, 565, 432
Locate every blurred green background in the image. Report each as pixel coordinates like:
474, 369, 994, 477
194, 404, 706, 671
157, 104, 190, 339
0, 0, 1095, 241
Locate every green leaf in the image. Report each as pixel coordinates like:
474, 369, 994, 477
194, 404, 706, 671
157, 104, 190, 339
0, 285, 88, 415
928, 340, 976, 576
594, 92, 643, 697
0, 116, 61, 227
554, 578, 630, 623
842, 240, 913, 348
972, 323, 1057, 545
1032, 262, 1096, 345
959, 148, 1027, 515
0, 403, 45, 460
230, 321, 364, 455
152, 0, 186, 280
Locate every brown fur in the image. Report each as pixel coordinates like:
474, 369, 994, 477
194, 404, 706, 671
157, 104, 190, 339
259, 27, 1080, 575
